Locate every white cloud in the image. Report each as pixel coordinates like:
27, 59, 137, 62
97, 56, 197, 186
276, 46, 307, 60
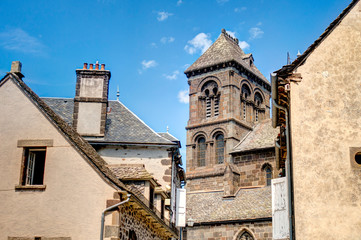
249, 27, 264, 40
183, 63, 190, 69
177, 0, 183, 6
160, 37, 175, 44
157, 11, 173, 21
178, 90, 189, 104
227, 31, 236, 38
0, 28, 46, 55
164, 70, 180, 80
150, 42, 157, 48
257, 22, 262, 26
184, 33, 212, 55
141, 60, 157, 69
239, 41, 250, 50
234, 6, 246, 12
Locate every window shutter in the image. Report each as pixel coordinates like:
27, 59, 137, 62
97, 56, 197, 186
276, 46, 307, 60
272, 177, 290, 239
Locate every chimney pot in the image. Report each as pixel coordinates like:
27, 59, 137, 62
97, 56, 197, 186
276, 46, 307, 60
95, 62, 99, 70
83, 63, 88, 69
89, 63, 94, 70
10, 61, 22, 73
101, 64, 105, 70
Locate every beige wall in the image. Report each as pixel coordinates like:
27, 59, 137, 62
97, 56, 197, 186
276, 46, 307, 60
289, 3, 361, 239
77, 102, 102, 135
98, 146, 172, 191
0, 79, 116, 240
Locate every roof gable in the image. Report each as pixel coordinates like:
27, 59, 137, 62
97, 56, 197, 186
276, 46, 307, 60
0, 73, 128, 191
276, 0, 360, 76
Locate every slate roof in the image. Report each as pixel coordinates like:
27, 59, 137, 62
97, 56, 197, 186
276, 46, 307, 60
186, 187, 271, 223
107, 164, 158, 182
276, 0, 359, 76
158, 132, 179, 143
232, 119, 278, 153
42, 98, 175, 145
185, 30, 269, 84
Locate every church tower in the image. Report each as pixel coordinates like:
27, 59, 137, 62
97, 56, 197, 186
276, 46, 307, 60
185, 29, 271, 195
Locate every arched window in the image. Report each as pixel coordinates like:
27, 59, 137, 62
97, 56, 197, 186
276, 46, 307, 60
241, 84, 251, 121
238, 231, 254, 240
254, 92, 263, 122
201, 81, 220, 118
215, 134, 225, 164
265, 166, 272, 186
197, 137, 206, 166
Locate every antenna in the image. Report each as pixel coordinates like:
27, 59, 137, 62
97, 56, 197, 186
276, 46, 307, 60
287, 52, 291, 65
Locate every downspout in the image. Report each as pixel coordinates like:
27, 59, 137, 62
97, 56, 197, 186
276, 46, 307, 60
100, 194, 131, 240
170, 149, 176, 224
271, 73, 294, 240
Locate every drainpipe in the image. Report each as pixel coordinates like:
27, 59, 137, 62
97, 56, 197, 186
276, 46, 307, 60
100, 193, 131, 240
271, 73, 294, 240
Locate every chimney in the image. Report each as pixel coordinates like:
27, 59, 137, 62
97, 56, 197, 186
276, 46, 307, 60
73, 62, 111, 136
10, 61, 24, 78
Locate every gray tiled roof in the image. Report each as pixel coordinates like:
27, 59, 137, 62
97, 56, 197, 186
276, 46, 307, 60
232, 119, 278, 153
42, 98, 175, 145
187, 187, 271, 223
185, 31, 268, 83
108, 164, 155, 180
158, 132, 179, 142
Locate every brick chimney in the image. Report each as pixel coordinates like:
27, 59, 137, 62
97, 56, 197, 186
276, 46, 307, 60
73, 62, 111, 136
10, 61, 24, 78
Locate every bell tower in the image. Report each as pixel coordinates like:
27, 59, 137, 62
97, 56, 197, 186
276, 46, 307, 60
185, 29, 271, 194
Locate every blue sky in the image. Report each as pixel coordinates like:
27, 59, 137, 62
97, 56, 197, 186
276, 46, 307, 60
0, 0, 351, 163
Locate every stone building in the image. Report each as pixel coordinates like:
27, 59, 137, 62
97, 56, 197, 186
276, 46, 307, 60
272, 0, 361, 239
0, 62, 184, 240
184, 29, 278, 240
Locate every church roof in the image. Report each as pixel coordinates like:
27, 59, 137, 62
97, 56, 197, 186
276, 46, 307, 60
232, 119, 278, 153
186, 187, 271, 223
185, 29, 269, 84
42, 98, 175, 145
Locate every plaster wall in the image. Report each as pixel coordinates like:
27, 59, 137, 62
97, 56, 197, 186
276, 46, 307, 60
289, 3, 361, 239
98, 146, 172, 190
79, 77, 104, 98
77, 102, 102, 135
0, 79, 116, 240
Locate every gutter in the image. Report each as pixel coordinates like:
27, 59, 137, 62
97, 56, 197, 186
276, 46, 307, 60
271, 73, 294, 240
192, 217, 272, 226
100, 193, 131, 240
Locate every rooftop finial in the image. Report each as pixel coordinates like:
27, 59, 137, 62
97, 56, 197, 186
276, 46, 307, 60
297, 50, 302, 58
167, 126, 169, 133
116, 85, 120, 101
221, 28, 226, 34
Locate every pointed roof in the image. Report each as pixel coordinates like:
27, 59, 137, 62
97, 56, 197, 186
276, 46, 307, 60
276, 0, 359, 76
185, 29, 269, 84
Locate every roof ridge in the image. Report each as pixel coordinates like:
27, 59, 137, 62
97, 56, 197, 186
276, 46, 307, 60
116, 100, 173, 144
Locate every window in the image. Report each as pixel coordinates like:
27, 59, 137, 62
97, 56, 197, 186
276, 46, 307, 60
21, 148, 46, 185
238, 231, 254, 240
265, 166, 272, 186
149, 185, 155, 210
255, 109, 259, 122
197, 137, 206, 167
161, 198, 165, 220
215, 134, 225, 164
241, 85, 251, 121
201, 81, 220, 118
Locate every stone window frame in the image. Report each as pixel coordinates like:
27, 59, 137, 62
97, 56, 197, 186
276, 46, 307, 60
240, 82, 252, 121
199, 80, 220, 119
214, 132, 225, 164
262, 163, 273, 186
15, 139, 53, 191
233, 227, 257, 240
349, 147, 361, 169
196, 136, 207, 167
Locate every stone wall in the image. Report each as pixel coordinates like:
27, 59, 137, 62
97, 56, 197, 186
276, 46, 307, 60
233, 149, 276, 187
183, 221, 272, 240
118, 204, 169, 240
186, 174, 224, 192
